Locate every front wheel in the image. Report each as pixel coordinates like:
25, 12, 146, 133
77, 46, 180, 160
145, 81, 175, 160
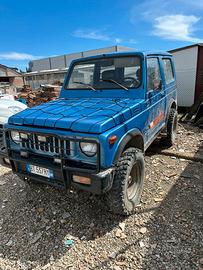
106, 147, 145, 215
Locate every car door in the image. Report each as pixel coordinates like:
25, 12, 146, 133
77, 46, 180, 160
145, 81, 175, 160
145, 56, 166, 143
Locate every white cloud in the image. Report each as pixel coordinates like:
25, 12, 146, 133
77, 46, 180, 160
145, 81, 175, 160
72, 29, 137, 46
131, 0, 203, 23
153, 14, 203, 42
130, 0, 203, 43
0, 52, 42, 61
72, 29, 110, 41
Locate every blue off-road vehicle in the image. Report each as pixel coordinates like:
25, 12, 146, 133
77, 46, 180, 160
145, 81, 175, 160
1, 51, 177, 215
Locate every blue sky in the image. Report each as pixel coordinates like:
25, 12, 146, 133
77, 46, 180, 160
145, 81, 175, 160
0, 0, 203, 70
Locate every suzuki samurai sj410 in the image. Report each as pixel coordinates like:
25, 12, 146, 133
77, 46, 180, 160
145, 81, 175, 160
1, 51, 177, 215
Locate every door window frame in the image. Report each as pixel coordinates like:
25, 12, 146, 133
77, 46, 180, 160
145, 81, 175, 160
162, 57, 175, 85
146, 56, 162, 92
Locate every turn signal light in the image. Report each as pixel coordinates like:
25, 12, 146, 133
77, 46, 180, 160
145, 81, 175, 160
72, 175, 91, 185
109, 135, 117, 144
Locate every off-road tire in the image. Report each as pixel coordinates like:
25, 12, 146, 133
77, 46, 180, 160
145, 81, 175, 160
106, 147, 145, 215
164, 108, 178, 147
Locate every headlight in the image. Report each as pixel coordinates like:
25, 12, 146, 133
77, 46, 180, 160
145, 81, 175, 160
79, 142, 97, 157
11, 131, 21, 143
8, 106, 23, 114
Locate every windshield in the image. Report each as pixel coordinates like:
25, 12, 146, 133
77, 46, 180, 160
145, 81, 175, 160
65, 56, 141, 90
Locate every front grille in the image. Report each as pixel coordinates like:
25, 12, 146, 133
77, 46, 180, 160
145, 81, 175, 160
9, 131, 100, 173
20, 133, 71, 156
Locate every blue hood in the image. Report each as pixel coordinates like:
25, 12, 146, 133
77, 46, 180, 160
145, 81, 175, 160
8, 98, 143, 134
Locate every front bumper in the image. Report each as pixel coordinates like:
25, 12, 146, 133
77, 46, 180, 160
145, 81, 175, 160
7, 153, 114, 194
3, 128, 114, 194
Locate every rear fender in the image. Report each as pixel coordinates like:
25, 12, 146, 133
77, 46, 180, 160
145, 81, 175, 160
165, 99, 177, 123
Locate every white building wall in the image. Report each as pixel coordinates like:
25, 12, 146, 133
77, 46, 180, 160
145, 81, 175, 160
65, 53, 83, 66
171, 46, 198, 107
50, 55, 66, 69
30, 58, 51, 72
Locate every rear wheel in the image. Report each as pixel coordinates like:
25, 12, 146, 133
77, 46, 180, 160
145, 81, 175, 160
163, 109, 178, 147
106, 147, 145, 215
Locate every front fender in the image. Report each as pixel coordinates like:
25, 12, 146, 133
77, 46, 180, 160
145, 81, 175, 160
99, 127, 144, 168
112, 128, 144, 164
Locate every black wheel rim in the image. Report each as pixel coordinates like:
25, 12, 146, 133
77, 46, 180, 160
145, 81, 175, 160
127, 161, 141, 200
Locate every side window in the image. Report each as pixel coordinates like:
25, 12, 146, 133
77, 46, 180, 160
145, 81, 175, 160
163, 58, 174, 84
147, 58, 161, 91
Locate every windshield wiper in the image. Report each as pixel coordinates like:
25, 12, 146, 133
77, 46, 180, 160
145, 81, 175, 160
73, 81, 96, 91
102, 79, 129, 91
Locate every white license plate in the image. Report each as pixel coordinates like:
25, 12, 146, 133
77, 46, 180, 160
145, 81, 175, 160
27, 164, 53, 178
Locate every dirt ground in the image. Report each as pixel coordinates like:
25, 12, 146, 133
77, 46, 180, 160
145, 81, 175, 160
0, 123, 202, 270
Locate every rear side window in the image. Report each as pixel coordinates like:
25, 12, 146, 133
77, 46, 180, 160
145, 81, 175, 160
147, 58, 161, 91
163, 58, 174, 84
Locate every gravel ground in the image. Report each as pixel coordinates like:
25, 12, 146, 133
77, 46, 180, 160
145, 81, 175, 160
0, 123, 202, 270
